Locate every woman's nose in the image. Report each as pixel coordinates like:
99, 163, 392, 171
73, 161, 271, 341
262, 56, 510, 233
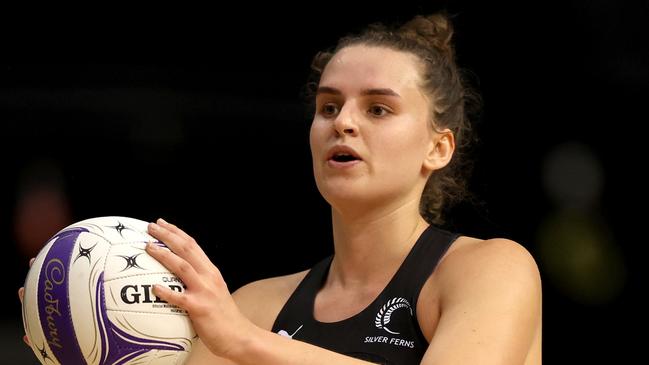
333, 106, 359, 137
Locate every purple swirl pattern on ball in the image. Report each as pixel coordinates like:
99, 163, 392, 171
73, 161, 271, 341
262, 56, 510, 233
36, 225, 186, 365
37, 228, 88, 364
96, 273, 185, 364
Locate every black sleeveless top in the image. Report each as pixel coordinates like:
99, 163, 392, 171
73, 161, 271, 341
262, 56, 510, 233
271, 225, 459, 365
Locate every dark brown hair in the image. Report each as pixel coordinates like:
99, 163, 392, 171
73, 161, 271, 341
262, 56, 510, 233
306, 13, 481, 225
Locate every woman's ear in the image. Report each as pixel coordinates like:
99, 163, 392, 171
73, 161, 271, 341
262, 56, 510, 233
423, 129, 455, 172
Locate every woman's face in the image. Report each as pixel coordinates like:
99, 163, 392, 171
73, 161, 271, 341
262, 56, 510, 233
310, 45, 437, 211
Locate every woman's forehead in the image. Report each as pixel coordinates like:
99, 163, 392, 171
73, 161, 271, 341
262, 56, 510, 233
320, 45, 423, 95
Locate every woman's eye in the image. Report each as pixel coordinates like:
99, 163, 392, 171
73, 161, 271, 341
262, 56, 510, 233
321, 103, 339, 116
368, 105, 388, 117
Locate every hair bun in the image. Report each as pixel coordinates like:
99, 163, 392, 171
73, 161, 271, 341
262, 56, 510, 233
399, 14, 455, 59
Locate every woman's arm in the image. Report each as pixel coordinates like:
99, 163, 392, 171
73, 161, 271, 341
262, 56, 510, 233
184, 338, 236, 365
420, 238, 542, 364
146, 219, 379, 365
185, 330, 381, 365
184, 269, 309, 364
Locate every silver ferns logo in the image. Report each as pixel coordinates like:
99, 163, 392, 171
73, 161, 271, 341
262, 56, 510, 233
374, 297, 412, 335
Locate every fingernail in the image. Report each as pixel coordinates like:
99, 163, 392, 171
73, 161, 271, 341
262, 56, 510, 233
149, 222, 160, 231
146, 242, 159, 251
152, 284, 163, 294
158, 218, 168, 225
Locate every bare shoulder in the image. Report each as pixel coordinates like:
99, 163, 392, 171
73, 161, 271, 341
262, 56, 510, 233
422, 236, 541, 317
419, 237, 542, 364
232, 270, 309, 331
437, 236, 541, 295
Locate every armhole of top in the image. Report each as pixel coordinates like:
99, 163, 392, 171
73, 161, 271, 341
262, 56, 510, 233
411, 232, 460, 321
271, 255, 333, 332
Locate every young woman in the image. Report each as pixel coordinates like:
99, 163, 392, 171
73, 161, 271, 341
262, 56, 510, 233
19, 12, 542, 365
144, 13, 542, 365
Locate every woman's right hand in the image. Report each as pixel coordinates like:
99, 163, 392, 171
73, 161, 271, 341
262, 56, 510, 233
18, 257, 35, 347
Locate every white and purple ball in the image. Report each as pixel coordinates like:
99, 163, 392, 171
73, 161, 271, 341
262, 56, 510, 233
22, 216, 195, 365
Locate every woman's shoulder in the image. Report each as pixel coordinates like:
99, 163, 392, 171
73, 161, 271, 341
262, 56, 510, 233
231, 269, 310, 331
435, 236, 541, 301
440, 236, 539, 271
418, 236, 542, 353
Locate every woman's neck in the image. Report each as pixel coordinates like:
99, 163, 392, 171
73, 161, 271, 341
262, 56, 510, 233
328, 198, 429, 290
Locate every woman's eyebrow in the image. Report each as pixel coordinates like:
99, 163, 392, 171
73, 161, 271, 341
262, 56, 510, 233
360, 88, 401, 98
316, 86, 401, 98
316, 86, 342, 96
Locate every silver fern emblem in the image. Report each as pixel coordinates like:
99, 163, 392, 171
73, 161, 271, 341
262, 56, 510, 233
374, 297, 413, 334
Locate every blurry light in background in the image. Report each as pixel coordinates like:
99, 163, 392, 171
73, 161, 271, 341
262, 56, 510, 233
537, 210, 625, 304
542, 141, 603, 209
537, 141, 625, 304
14, 160, 72, 259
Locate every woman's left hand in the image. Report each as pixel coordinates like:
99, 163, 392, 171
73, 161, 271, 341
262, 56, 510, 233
146, 218, 255, 360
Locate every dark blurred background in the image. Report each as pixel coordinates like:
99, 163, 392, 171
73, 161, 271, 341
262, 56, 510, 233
2, 1, 647, 363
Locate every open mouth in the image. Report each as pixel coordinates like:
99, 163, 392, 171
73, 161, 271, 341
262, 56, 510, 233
331, 153, 359, 163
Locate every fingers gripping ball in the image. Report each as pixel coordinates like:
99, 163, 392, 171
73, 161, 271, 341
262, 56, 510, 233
21, 216, 195, 365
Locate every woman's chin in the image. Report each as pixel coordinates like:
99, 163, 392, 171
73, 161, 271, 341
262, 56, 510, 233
322, 189, 383, 211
